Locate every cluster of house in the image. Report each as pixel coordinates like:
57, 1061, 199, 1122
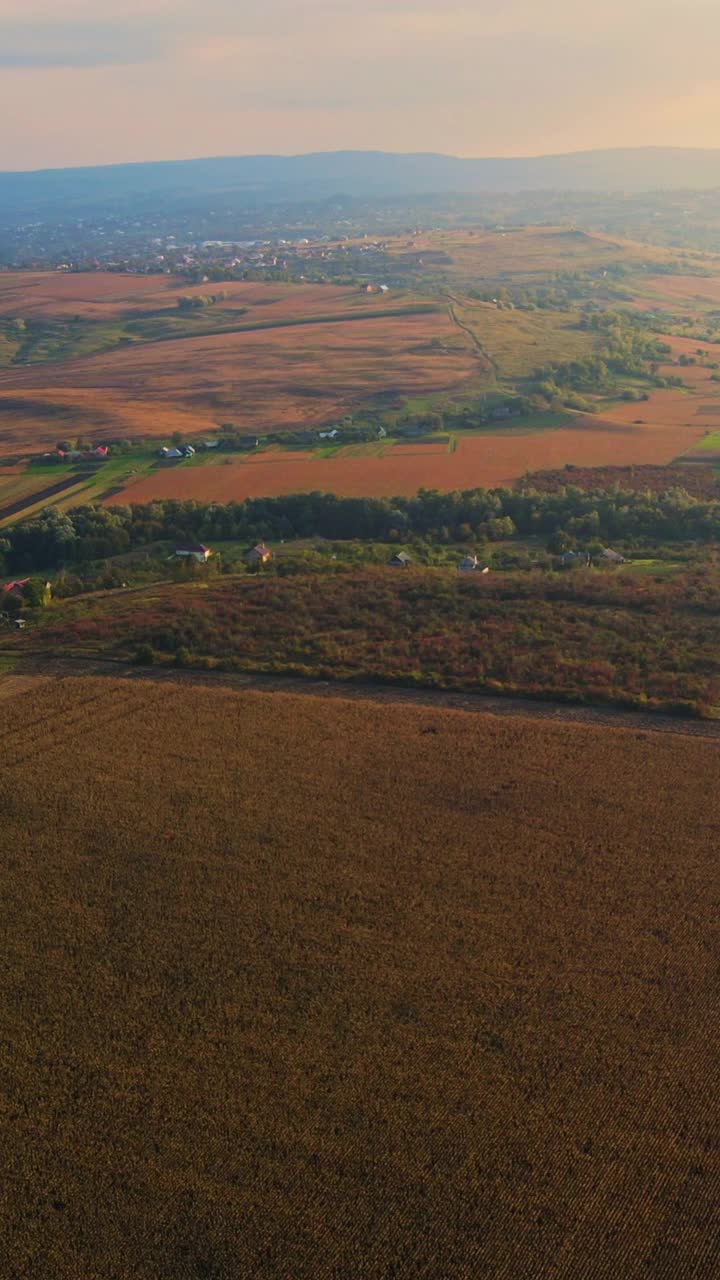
44, 445, 109, 462
172, 543, 493, 573
160, 444, 196, 460
389, 552, 490, 573
560, 548, 626, 567
174, 542, 272, 565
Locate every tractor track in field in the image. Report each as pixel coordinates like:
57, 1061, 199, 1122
446, 293, 499, 378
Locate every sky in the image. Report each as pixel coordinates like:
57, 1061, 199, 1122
0, 0, 719, 170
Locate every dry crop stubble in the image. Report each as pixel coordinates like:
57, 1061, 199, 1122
1, 677, 720, 1277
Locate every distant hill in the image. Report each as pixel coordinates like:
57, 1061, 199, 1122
3, 148, 720, 217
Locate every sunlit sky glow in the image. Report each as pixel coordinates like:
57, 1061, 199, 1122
1, 0, 719, 169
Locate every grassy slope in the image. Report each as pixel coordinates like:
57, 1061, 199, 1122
449, 300, 595, 382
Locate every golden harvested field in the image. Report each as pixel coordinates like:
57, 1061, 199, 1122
2, 676, 720, 1278
0, 307, 477, 456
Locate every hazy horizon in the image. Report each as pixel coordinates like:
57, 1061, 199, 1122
4, 143, 720, 179
0, 0, 718, 170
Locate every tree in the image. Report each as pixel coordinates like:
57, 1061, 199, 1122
547, 531, 573, 555
22, 578, 51, 608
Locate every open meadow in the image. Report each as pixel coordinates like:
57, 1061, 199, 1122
1, 675, 720, 1278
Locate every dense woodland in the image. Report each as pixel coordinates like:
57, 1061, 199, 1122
4, 484, 720, 574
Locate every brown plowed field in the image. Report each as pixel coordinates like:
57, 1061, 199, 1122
2, 676, 720, 1277
108, 416, 707, 502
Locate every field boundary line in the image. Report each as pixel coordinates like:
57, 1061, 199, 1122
4, 653, 720, 741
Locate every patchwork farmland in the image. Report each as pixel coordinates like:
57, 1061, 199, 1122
2, 242, 720, 516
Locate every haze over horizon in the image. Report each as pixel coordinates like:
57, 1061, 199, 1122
1, 0, 719, 171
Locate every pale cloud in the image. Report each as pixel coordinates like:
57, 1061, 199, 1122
0, 0, 719, 167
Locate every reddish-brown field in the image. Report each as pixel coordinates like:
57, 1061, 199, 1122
2, 675, 720, 1277
639, 273, 720, 307
0, 272, 384, 320
108, 416, 707, 502
602, 390, 708, 427
0, 269, 166, 318
519, 463, 720, 497
0, 307, 477, 456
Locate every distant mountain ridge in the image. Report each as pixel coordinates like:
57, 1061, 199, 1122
3, 148, 720, 217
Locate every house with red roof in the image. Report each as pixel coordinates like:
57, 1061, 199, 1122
2, 579, 29, 599
245, 543, 272, 565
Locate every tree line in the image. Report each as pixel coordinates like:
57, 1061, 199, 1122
3, 482, 720, 574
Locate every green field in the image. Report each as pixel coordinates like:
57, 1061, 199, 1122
448, 299, 595, 381
690, 431, 720, 454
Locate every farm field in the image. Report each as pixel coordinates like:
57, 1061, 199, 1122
0, 462, 56, 510
689, 431, 720, 460
106, 415, 707, 501
2, 675, 720, 1277
637, 272, 720, 308
0, 305, 478, 457
519, 463, 720, 497
3, 253, 720, 498
0, 273, 402, 321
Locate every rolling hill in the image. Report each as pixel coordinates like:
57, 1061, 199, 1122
3, 147, 720, 218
